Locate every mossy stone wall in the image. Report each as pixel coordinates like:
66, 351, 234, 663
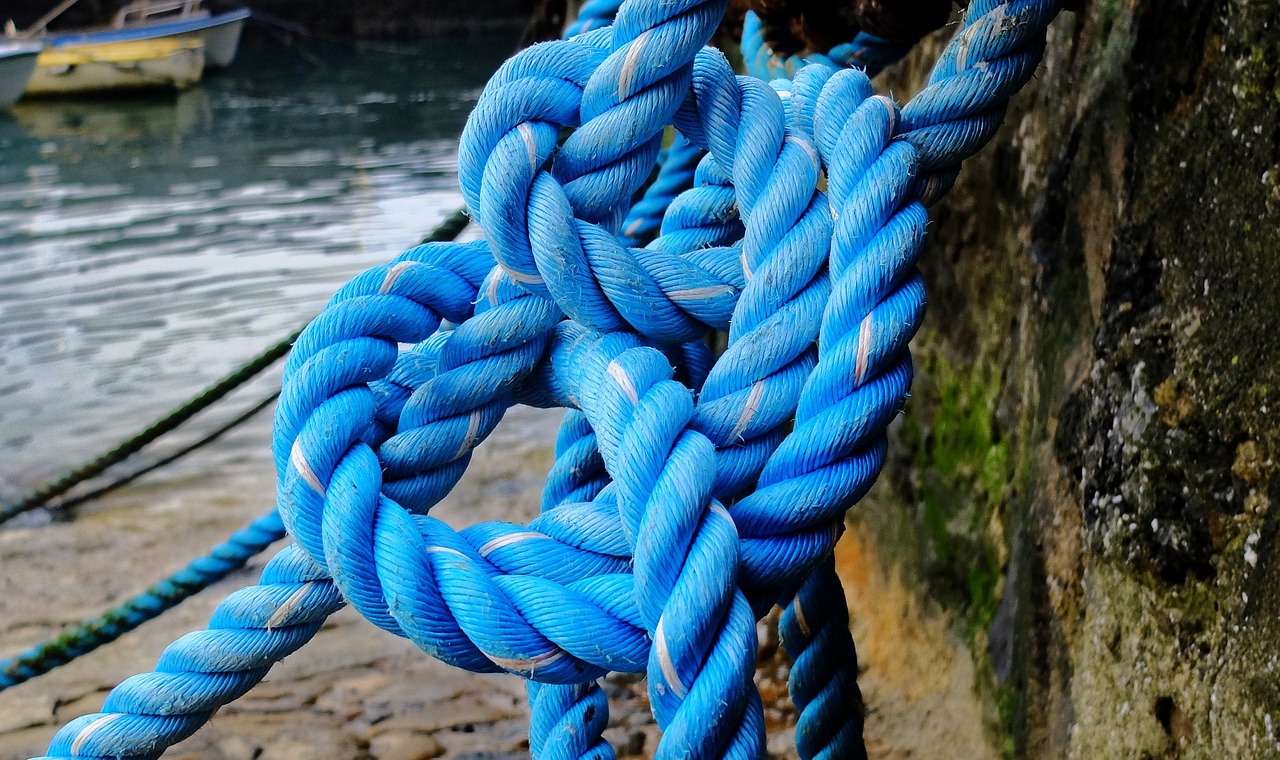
842, 1, 1280, 757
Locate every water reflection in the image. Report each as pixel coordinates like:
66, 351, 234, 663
0, 37, 513, 491
10, 88, 213, 142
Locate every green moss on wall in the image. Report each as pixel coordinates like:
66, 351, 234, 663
843, 2, 1280, 758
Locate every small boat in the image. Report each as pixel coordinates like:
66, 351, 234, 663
0, 40, 43, 107
108, 0, 251, 70
12, 0, 249, 98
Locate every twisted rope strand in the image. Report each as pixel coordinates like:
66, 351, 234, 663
550, 0, 1059, 747
34, 544, 343, 760
559, 0, 707, 253
779, 556, 867, 760
899, 0, 1062, 201
737, 0, 1060, 745
0, 511, 285, 691
528, 681, 615, 760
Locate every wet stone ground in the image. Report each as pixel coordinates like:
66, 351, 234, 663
0, 402, 806, 760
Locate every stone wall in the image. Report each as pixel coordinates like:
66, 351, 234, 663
845, 1, 1280, 757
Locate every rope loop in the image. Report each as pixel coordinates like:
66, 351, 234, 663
34, 1, 1067, 757
458, 3, 748, 344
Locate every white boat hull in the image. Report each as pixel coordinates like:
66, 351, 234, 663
200, 15, 245, 69
24, 34, 204, 95
0, 45, 42, 107
107, 4, 250, 70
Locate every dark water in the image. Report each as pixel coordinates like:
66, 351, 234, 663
0, 37, 514, 493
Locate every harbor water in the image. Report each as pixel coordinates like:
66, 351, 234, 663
0, 37, 516, 491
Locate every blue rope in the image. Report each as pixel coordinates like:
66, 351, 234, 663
564, 0, 622, 36
560, 0, 706, 253
1, 512, 285, 691
528, 680, 614, 760
33, 543, 342, 760
34, 1, 1063, 757
741, 65, 924, 759
780, 555, 866, 760
618, 135, 704, 248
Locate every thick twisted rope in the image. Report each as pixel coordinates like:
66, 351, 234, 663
460, 24, 744, 344
738, 65, 924, 760
528, 681, 614, 760
34, 1, 1063, 758
32, 544, 342, 760
900, 0, 1061, 201
465, 36, 757, 752
533, 1, 1060, 754
556, 0, 708, 252
461, 11, 838, 753
284, 2, 762, 747
780, 556, 867, 760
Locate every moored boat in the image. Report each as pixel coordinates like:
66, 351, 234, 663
107, 0, 250, 70
0, 40, 43, 107
11, 0, 248, 98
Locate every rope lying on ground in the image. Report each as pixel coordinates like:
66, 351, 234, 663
33, 1, 1063, 758
0, 512, 285, 691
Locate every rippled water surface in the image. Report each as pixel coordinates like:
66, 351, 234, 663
0, 37, 514, 492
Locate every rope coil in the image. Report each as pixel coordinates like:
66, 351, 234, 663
32, 0, 1064, 757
